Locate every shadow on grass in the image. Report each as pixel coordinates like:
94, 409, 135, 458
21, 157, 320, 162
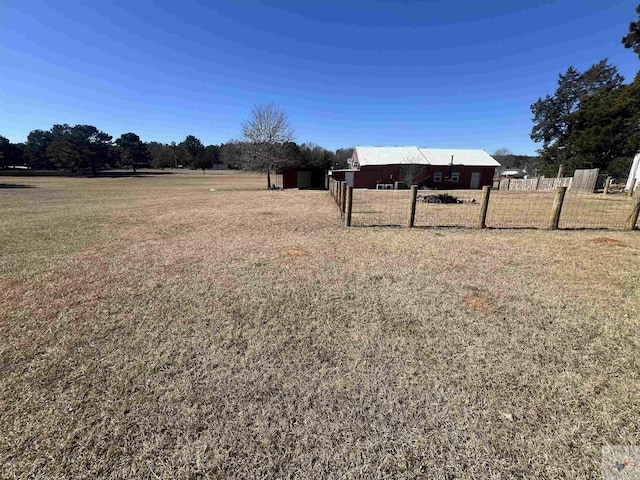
0, 170, 177, 178
87, 171, 177, 178
0, 184, 35, 189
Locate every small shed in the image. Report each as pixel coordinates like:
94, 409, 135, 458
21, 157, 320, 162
275, 166, 328, 190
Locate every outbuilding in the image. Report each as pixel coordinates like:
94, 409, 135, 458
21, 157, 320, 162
275, 166, 328, 190
344, 146, 501, 189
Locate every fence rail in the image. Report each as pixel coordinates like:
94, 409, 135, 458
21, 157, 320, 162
496, 168, 600, 192
498, 177, 573, 191
328, 178, 640, 231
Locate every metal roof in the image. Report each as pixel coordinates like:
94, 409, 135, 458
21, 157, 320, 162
418, 148, 501, 167
354, 146, 427, 166
354, 146, 500, 167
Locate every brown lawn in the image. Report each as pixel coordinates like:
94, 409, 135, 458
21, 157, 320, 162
1, 170, 639, 479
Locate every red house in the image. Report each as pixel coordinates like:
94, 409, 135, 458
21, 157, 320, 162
340, 146, 500, 189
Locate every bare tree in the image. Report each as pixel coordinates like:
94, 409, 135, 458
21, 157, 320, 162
493, 148, 512, 156
399, 164, 428, 187
242, 102, 294, 188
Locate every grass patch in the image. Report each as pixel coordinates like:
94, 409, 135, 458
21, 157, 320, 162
1, 171, 640, 478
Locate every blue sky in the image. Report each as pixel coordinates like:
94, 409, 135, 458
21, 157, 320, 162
1, 0, 639, 154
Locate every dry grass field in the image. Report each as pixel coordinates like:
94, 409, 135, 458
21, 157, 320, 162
1, 170, 640, 479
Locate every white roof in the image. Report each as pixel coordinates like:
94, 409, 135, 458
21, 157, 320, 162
418, 148, 501, 167
354, 146, 500, 167
354, 146, 426, 166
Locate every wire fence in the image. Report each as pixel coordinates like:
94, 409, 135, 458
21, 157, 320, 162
485, 190, 557, 229
328, 178, 640, 231
415, 190, 481, 228
350, 189, 411, 226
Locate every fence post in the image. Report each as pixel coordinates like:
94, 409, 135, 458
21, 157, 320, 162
548, 186, 567, 230
626, 191, 640, 231
535, 177, 541, 190
603, 176, 612, 195
344, 186, 353, 226
406, 185, 418, 228
341, 181, 347, 215
506, 178, 511, 191
628, 178, 637, 197
337, 181, 342, 204
477, 185, 491, 229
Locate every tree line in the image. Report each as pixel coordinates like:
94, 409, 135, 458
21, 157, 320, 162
0, 124, 353, 175
530, 5, 640, 177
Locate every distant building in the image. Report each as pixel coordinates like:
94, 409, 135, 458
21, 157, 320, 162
339, 146, 500, 189
627, 153, 640, 191
499, 169, 527, 179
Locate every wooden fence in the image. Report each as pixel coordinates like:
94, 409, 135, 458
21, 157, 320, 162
498, 177, 573, 191
572, 168, 601, 192
328, 178, 640, 231
497, 168, 600, 192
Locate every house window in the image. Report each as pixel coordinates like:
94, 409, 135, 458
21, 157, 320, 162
451, 172, 460, 182
433, 172, 442, 183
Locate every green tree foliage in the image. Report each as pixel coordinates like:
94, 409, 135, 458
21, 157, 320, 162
0, 135, 9, 169
24, 130, 54, 169
24, 124, 112, 174
183, 135, 205, 158
198, 144, 220, 171
12, 121, 348, 178
174, 143, 190, 167
46, 137, 83, 172
299, 143, 334, 169
530, 60, 625, 175
219, 141, 246, 169
0, 137, 25, 169
492, 149, 539, 174
146, 142, 176, 169
191, 147, 213, 172
116, 133, 149, 173
622, 5, 640, 59
176, 135, 205, 168
563, 73, 640, 176
334, 148, 354, 169
69, 125, 113, 175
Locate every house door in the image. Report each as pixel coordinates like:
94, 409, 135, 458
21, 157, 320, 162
297, 171, 312, 189
470, 172, 481, 189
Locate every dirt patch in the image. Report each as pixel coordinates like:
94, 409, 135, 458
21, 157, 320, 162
283, 248, 305, 256
592, 237, 624, 245
464, 295, 493, 313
